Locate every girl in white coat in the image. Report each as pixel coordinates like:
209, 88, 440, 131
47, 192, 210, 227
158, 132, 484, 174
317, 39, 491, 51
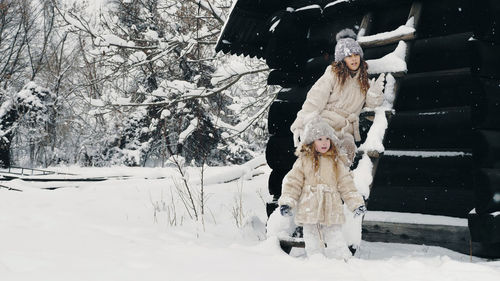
291, 29, 385, 164
279, 117, 366, 259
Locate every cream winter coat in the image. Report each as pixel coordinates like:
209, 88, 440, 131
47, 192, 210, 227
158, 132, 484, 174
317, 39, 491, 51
278, 148, 365, 226
291, 65, 383, 142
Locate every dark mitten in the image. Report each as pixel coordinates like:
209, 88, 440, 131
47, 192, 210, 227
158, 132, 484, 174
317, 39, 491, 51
353, 205, 367, 217
280, 205, 293, 216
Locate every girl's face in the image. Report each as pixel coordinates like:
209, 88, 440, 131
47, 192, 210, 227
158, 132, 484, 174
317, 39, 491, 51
344, 54, 361, 71
313, 136, 331, 154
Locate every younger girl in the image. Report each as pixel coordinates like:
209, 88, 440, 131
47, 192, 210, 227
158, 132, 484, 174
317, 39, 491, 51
279, 117, 366, 260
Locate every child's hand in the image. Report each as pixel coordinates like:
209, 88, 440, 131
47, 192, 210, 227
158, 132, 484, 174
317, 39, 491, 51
368, 73, 385, 94
280, 205, 293, 216
353, 205, 367, 217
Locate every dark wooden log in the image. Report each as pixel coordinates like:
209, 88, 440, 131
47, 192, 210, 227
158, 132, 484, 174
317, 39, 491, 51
383, 106, 473, 150
471, 0, 500, 43
266, 135, 297, 171
474, 168, 500, 214
470, 40, 500, 79
363, 2, 412, 37
362, 220, 471, 256
364, 42, 400, 60
472, 78, 500, 129
468, 212, 500, 244
472, 129, 500, 168
268, 100, 302, 136
395, 68, 480, 111
373, 153, 474, 189
416, 0, 473, 39
407, 32, 474, 74
367, 185, 474, 218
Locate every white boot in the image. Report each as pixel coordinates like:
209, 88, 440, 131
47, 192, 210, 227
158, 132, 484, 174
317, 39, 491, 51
324, 224, 352, 260
302, 224, 325, 258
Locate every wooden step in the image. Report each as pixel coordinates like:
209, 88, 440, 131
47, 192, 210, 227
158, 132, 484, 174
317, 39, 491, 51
415, 0, 473, 39
362, 211, 471, 255
384, 106, 473, 150
395, 68, 479, 111
373, 151, 474, 189
367, 185, 474, 218
407, 32, 474, 74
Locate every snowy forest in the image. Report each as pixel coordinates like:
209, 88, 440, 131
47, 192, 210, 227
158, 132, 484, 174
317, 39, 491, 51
0, 0, 272, 168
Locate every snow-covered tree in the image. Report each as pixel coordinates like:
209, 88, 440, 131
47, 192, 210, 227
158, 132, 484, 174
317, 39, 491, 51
1, 0, 272, 167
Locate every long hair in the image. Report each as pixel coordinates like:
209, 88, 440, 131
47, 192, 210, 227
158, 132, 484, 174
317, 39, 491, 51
332, 59, 370, 94
298, 140, 338, 172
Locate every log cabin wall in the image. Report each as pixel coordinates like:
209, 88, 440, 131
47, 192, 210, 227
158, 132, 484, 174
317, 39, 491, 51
215, 0, 500, 257
467, 0, 500, 258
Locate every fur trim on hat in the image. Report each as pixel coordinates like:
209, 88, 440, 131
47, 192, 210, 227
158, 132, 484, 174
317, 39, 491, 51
336, 28, 357, 42
301, 115, 339, 146
334, 28, 364, 62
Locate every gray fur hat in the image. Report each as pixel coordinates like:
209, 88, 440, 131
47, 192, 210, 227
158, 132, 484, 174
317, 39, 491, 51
301, 115, 339, 146
334, 28, 364, 62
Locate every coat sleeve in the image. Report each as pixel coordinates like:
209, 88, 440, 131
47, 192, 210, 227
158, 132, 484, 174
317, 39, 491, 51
336, 162, 365, 211
278, 158, 305, 209
290, 66, 336, 132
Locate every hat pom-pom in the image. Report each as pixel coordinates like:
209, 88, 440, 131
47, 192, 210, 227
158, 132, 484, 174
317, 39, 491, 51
335, 28, 357, 42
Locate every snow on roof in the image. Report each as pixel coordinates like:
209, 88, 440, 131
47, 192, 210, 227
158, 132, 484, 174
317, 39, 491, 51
325, 0, 350, 9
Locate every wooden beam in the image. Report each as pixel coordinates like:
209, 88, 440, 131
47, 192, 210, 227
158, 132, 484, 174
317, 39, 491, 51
362, 220, 471, 255
408, 1, 423, 31
358, 12, 373, 37
359, 33, 415, 48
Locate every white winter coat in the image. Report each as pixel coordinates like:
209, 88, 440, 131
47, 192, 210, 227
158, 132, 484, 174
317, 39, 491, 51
291, 65, 383, 142
278, 148, 365, 226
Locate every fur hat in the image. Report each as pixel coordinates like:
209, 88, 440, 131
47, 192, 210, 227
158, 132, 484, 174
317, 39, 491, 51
301, 115, 339, 146
334, 28, 364, 62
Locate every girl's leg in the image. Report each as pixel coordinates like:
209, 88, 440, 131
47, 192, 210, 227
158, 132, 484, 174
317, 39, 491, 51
323, 224, 352, 260
302, 224, 325, 257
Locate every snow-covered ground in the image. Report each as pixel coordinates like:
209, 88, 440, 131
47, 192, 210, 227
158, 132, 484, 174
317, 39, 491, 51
1, 159, 499, 281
